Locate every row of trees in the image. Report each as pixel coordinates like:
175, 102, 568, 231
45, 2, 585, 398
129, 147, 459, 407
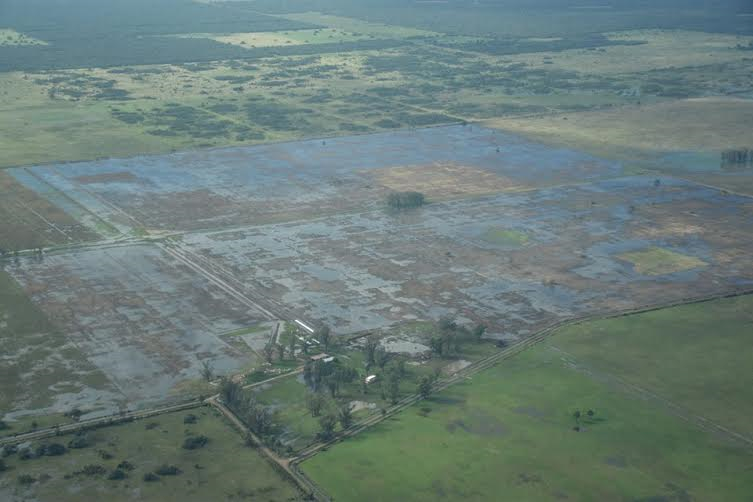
429, 316, 487, 358
303, 358, 359, 397
219, 379, 278, 440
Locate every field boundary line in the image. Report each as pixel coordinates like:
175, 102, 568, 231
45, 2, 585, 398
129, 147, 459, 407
0, 399, 204, 447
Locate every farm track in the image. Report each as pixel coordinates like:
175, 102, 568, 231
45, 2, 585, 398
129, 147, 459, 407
0, 399, 204, 447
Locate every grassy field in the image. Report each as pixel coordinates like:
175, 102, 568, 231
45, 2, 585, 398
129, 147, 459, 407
302, 295, 753, 501
0, 406, 302, 501
618, 246, 707, 275
487, 97, 753, 159
481, 228, 529, 247
488, 96, 753, 193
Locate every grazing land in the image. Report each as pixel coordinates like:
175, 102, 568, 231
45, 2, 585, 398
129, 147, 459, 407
302, 295, 753, 502
0, 407, 302, 502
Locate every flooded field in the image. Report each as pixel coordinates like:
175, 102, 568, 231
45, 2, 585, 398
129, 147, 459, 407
9, 125, 621, 232
181, 176, 753, 335
3, 125, 753, 416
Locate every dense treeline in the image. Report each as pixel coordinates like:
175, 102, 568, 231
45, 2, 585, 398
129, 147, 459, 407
436, 34, 645, 57
0, 36, 408, 72
387, 191, 426, 210
721, 148, 752, 166
0, 0, 310, 38
246, 0, 753, 36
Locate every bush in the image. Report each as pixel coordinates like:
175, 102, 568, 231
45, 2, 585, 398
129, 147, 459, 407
117, 460, 135, 471
107, 469, 126, 480
67, 433, 89, 449
0, 459, 7, 472
18, 474, 35, 485
37, 443, 66, 457
80, 464, 107, 476
182, 435, 208, 450
183, 414, 198, 424
155, 464, 182, 476
143, 472, 159, 482
0, 420, 9, 430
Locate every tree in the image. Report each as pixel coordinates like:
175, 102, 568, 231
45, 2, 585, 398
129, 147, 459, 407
219, 378, 243, 409
275, 343, 285, 361
573, 410, 581, 424
374, 346, 389, 369
287, 333, 297, 358
317, 326, 331, 351
306, 391, 325, 417
429, 336, 444, 357
318, 413, 337, 441
383, 369, 401, 404
338, 404, 353, 429
472, 323, 486, 341
587, 409, 595, 418
200, 359, 214, 382
418, 376, 432, 399
262, 343, 275, 364
303, 360, 314, 388
438, 315, 457, 333
364, 335, 379, 367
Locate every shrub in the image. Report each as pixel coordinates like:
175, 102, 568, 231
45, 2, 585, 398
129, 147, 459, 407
0, 420, 9, 430
0, 459, 7, 472
155, 464, 182, 476
182, 435, 208, 450
67, 433, 89, 449
117, 460, 135, 471
18, 474, 35, 485
37, 443, 67, 457
143, 472, 160, 482
107, 469, 126, 480
80, 464, 107, 476
183, 414, 198, 424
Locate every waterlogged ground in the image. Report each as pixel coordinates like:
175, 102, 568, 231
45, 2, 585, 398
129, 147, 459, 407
8, 125, 621, 232
2, 125, 753, 419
